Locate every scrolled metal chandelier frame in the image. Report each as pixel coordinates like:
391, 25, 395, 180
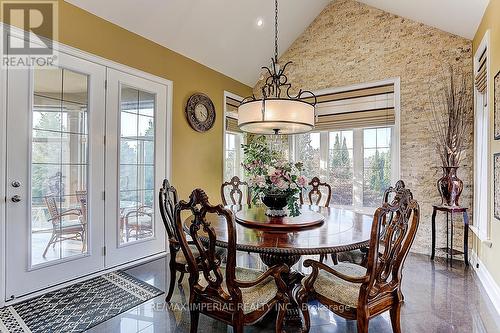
237, 0, 317, 135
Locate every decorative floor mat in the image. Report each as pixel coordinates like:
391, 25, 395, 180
0, 271, 163, 333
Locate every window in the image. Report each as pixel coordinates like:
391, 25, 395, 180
224, 131, 244, 181
31, 67, 89, 264
295, 126, 395, 210
472, 31, 490, 240
296, 132, 321, 181
119, 86, 155, 244
328, 131, 353, 205
363, 128, 392, 207
293, 81, 399, 211
223, 92, 245, 182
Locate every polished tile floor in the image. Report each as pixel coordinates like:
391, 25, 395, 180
87, 253, 500, 333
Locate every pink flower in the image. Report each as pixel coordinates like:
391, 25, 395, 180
276, 179, 289, 190
297, 176, 307, 187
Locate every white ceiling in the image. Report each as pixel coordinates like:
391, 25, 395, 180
65, 0, 489, 86
64, 0, 330, 86
358, 0, 489, 40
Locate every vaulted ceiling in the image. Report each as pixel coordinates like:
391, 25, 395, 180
65, 0, 489, 86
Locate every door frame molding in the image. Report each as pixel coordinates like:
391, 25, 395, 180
0, 22, 173, 306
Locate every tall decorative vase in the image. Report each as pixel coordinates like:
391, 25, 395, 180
437, 166, 463, 207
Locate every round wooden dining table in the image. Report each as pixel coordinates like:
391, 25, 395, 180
183, 204, 374, 323
185, 204, 373, 268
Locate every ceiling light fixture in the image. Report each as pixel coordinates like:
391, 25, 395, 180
256, 18, 264, 27
238, 0, 316, 135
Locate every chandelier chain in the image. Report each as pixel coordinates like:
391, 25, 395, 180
274, 0, 279, 62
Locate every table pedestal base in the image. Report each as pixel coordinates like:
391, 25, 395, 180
259, 253, 303, 326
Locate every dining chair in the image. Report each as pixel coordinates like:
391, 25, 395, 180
300, 176, 332, 207
159, 179, 187, 302
159, 179, 227, 302
221, 175, 251, 206
175, 188, 290, 333
43, 195, 85, 257
336, 180, 407, 267
295, 183, 420, 333
300, 177, 334, 263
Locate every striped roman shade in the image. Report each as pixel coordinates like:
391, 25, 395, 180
225, 95, 242, 133
303, 84, 395, 131
475, 48, 487, 95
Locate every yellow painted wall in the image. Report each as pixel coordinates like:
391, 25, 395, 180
2, 0, 252, 201
472, 0, 500, 285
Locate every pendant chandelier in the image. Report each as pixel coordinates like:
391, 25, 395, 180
237, 0, 317, 135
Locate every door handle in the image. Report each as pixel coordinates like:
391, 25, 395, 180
11, 195, 21, 203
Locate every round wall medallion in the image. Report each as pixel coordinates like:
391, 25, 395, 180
185, 93, 216, 132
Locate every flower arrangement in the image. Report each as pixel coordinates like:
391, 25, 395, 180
242, 136, 307, 217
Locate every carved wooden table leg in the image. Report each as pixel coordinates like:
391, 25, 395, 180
259, 253, 303, 326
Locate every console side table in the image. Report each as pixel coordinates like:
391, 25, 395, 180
431, 205, 469, 267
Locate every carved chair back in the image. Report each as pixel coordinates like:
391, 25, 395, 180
362, 184, 419, 302
300, 177, 332, 207
175, 188, 240, 303
221, 176, 251, 206
159, 179, 179, 246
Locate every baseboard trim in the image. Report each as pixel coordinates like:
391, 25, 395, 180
470, 250, 500, 316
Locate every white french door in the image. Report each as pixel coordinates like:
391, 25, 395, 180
5, 51, 106, 299
104, 69, 167, 267
4, 50, 169, 301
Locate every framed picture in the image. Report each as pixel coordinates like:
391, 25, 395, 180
495, 71, 500, 140
495, 153, 500, 221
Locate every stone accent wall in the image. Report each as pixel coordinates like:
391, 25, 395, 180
255, 0, 473, 255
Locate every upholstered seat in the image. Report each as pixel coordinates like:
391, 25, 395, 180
175, 244, 226, 265
296, 181, 420, 333
175, 244, 199, 265
309, 262, 366, 308
199, 267, 278, 314
175, 188, 289, 333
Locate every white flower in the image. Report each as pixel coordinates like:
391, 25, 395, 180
290, 183, 297, 190
267, 166, 276, 176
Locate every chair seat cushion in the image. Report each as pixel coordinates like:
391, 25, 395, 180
199, 266, 278, 314
308, 262, 366, 308
175, 245, 226, 265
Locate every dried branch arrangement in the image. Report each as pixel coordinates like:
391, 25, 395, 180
428, 66, 473, 167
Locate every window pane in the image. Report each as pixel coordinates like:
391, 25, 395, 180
364, 128, 377, 148
328, 131, 353, 205
296, 133, 321, 181
363, 128, 392, 207
31, 68, 89, 265
119, 85, 156, 244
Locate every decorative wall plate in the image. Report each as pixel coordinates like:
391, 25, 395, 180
185, 93, 216, 132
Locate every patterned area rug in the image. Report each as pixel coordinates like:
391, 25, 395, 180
0, 271, 163, 333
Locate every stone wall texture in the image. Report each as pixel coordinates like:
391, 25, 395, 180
255, 0, 474, 255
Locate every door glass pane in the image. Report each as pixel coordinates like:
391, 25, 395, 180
31, 68, 89, 266
119, 85, 155, 244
